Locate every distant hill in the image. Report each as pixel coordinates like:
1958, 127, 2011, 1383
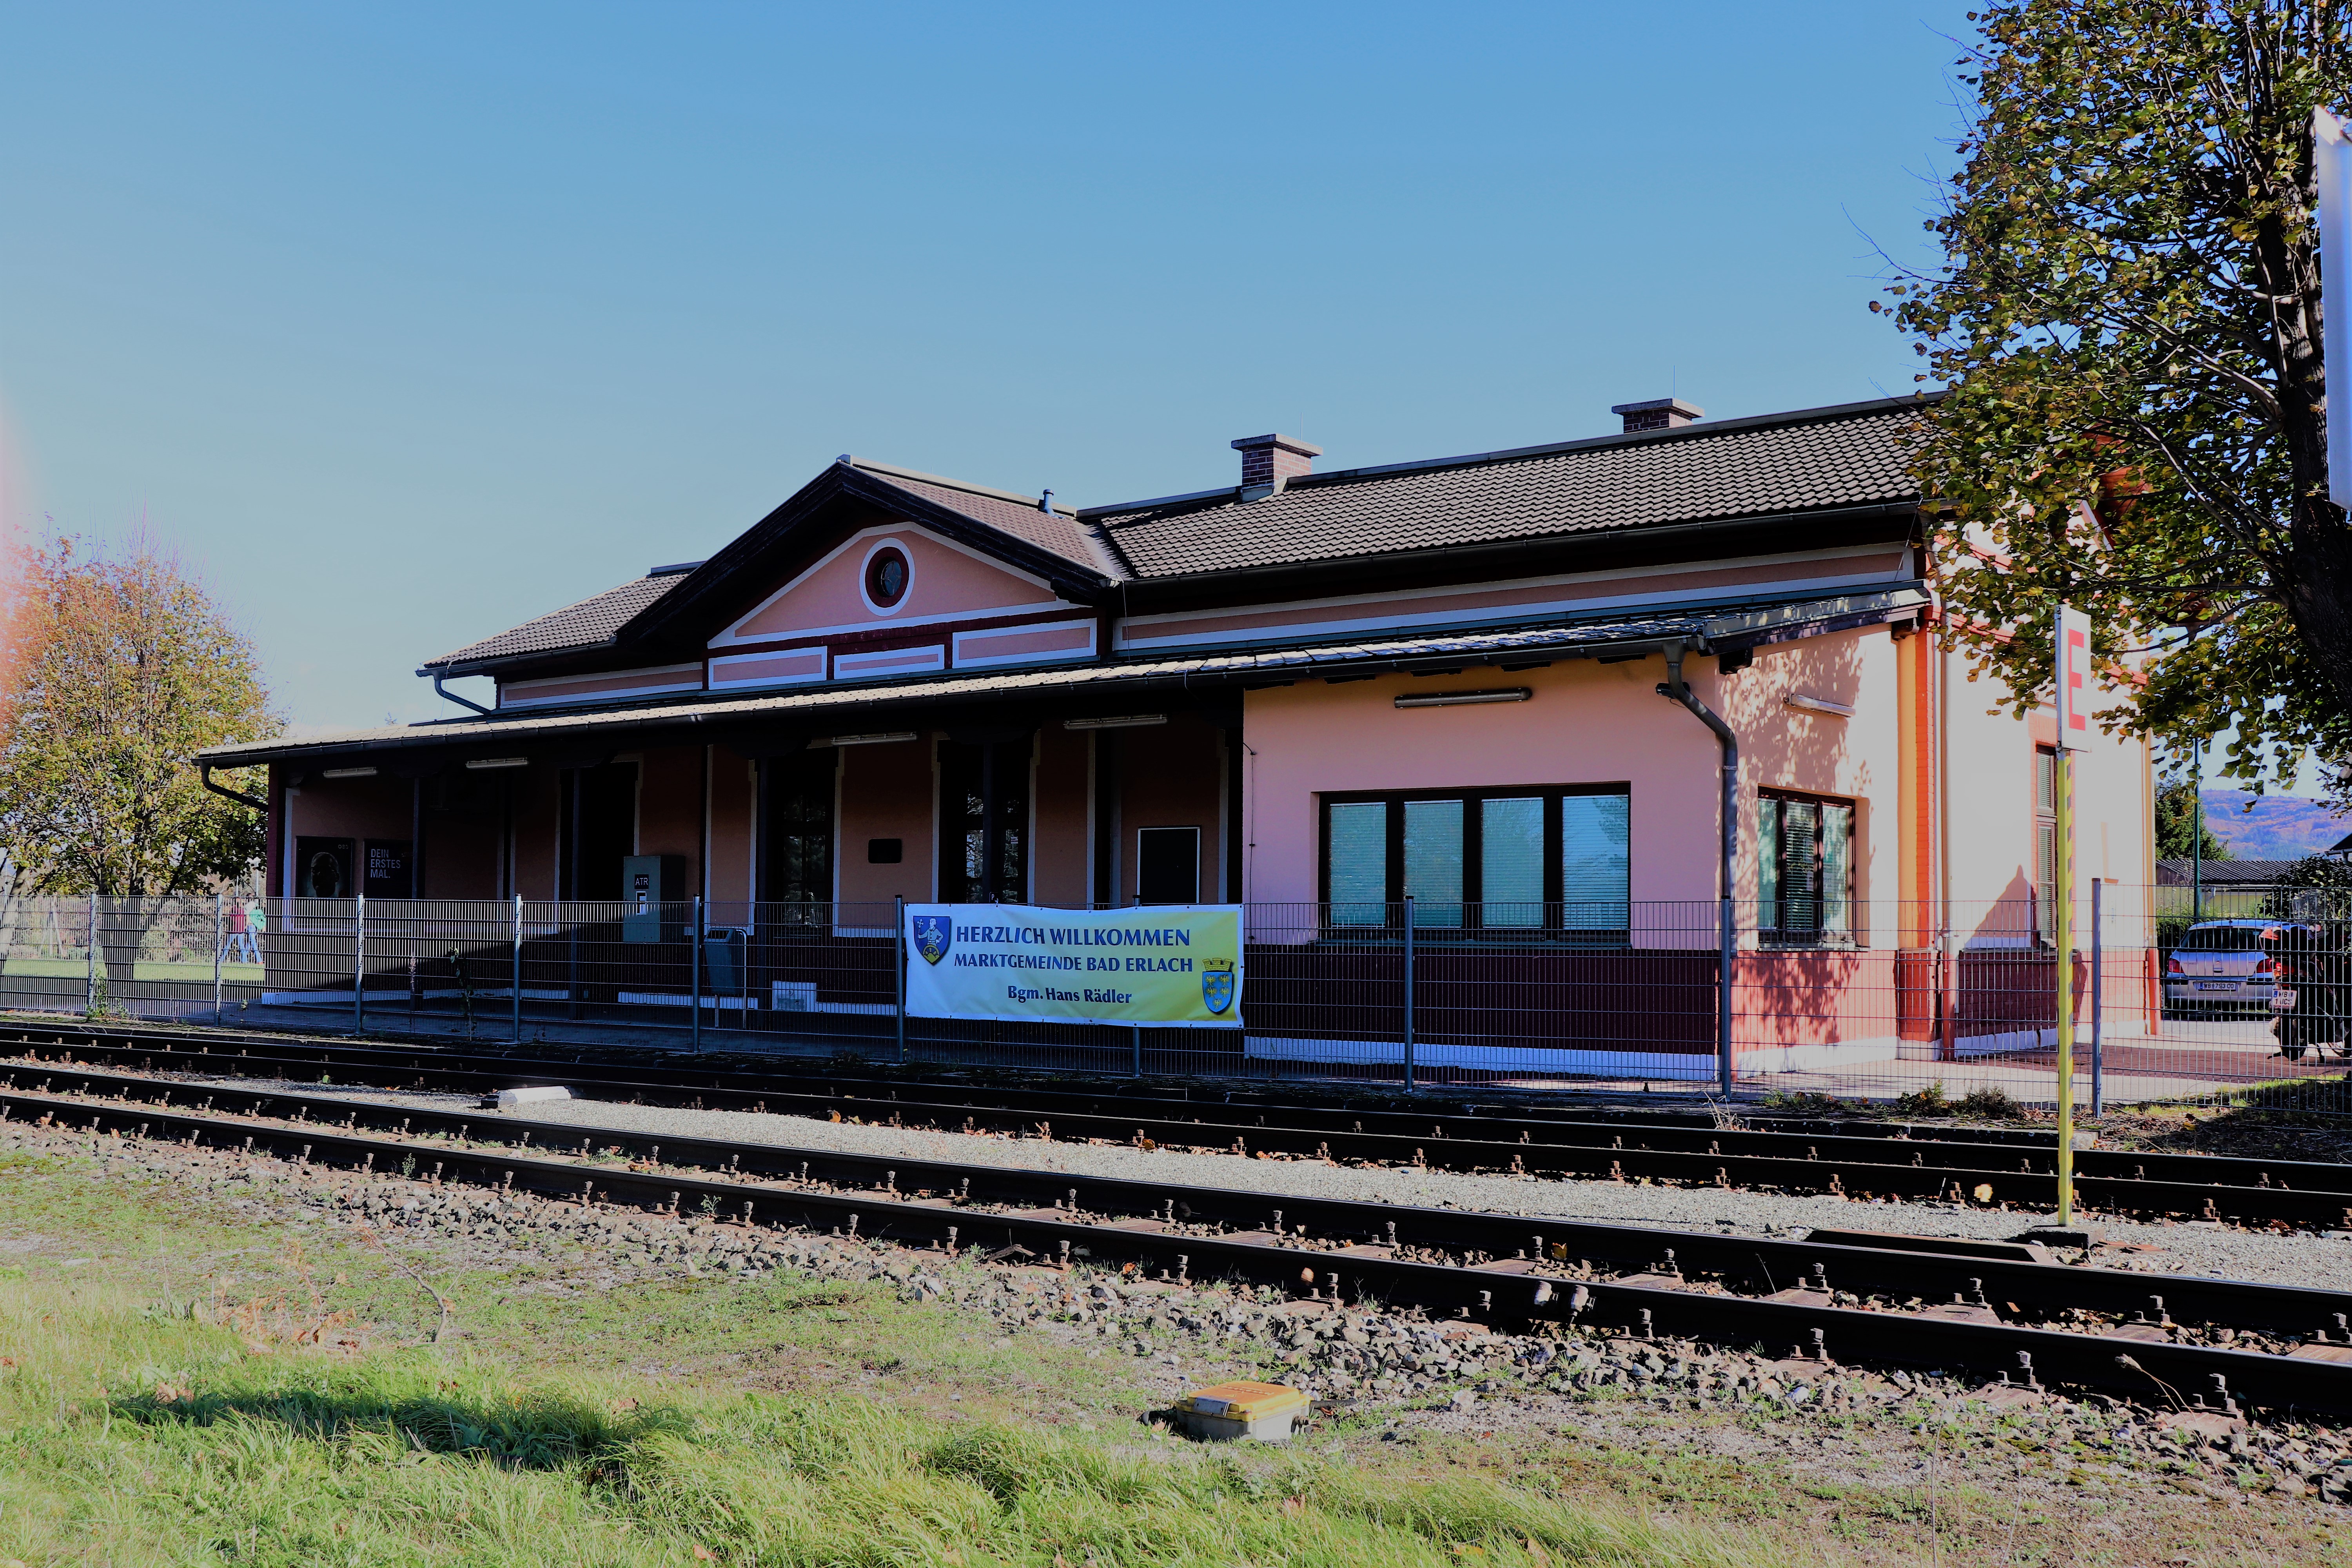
2200, 790, 2349, 861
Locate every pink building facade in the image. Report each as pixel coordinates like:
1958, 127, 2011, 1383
201, 397, 2152, 1079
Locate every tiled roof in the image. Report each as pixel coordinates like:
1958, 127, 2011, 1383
1083, 398, 1926, 579
421, 572, 685, 671
849, 462, 1111, 577
203, 586, 1929, 765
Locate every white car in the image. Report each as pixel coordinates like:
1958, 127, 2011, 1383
2163, 918, 2286, 1015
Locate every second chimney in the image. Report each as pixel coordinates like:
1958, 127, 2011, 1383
1610, 398, 1704, 434
1231, 433, 1321, 499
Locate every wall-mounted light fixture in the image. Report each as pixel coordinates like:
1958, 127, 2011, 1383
816, 732, 919, 748
1393, 688, 1533, 709
464, 756, 531, 770
1783, 693, 1855, 719
1063, 713, 1167, 730
321, 766, 378, 779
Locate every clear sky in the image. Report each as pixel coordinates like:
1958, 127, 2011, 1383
2, 1, 1978, 733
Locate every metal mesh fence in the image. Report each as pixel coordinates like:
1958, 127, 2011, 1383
4, 887, 2347, 1108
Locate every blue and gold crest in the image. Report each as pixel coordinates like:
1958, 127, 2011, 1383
913, 913, 953, 966
1201, 958, 1236, 1015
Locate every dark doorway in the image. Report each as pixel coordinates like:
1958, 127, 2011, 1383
940, 739, 1030, 903
559, 763, 638, 902
1137, 826, 1200, 904
761, 749, 838, 916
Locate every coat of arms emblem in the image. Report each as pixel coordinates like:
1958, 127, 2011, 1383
912, 913, 953, 965
1201, 958, 1236, 1015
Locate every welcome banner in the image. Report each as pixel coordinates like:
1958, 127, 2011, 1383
903, 903, 1244, 1028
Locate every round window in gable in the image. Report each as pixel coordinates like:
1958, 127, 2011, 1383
863, 544, 911, 612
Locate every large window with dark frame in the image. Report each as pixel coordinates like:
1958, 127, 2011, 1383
1757, 788, 1855, 946
1318, 786, 1630, 938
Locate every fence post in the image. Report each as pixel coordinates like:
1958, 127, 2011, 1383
85, 889, 96, 1016
893, 895, 907, 1065
1131, 894, 1144, 1080
353, 893, 367, 1034
213, 891, 224, 1022
2090, 876, 2104, 1118
1402, 895, 1416, 1093
513, 893, 524, 1045
691, 895, 703, 1054
1718, 888, 1735, 1098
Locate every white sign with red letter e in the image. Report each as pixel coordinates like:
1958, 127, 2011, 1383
2055, 604, 2094, 750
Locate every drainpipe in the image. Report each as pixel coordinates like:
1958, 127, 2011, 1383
1659, 639, 1739, 1098
433, 673, 494, 716
199, 762, 270, 813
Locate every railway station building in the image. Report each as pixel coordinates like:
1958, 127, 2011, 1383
200, 394, 2154, 1077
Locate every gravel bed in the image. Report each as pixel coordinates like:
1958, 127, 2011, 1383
93, 1064, 2352, 1296
412, 1089, 2352, 1294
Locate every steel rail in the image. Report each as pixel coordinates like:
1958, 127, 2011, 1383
2, 1080, 2341, 1418
12, 1028, 2352, 1228
13, 1063, 2352, 1334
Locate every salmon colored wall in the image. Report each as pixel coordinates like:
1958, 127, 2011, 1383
283, 777, 411, 846
720, 528, 1057, 646
708, 750, 754, 904
1116, 714, 1226, 903
1031, 725, 1091, 906
635, 746, 701, 889
423, 810, 499, 898
1245, 623, 2149, 953
834, 736, 938, 907
512, 767, 561, 900
1720, 628, 1901, 946
1243, 654, 1724, 936
1936, 637, 2150, 936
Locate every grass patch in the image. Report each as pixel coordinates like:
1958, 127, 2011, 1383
0, 1274, 1794, 1567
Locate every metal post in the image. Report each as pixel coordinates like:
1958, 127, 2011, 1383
1402, 895, 1416, 1092
893, 894, 907, 1064
691, 895, 703, 1054
2191, 737, 2204, 923
212, 891, 224, 1022
2054, 749, 2075, 1229
85, 889, 96, 1016
354, 892, 367, 1034
2090, 875, 2105, 1118
513, 893, 524, 1044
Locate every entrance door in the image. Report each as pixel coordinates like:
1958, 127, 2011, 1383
939, 739, 1029, 903
761, 750, 838, 920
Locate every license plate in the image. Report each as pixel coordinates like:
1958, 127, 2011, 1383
2193, 981, 2238, 991
2274, 989, 2300, 1011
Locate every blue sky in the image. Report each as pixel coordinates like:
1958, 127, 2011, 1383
2, 2, 1980, 733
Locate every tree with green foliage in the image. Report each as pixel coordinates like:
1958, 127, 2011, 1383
0, 537, 279, 894
1891, 1, 2352, 789
2155, 770, 2234, 860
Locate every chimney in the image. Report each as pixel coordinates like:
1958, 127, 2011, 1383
1610, 398, 1704, 434
1231, 433, 1322, 500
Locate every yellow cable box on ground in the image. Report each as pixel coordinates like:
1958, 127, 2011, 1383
1171, 1380, 1309, 1441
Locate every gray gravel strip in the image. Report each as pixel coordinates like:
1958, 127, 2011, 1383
150, 1069, 2352, 1295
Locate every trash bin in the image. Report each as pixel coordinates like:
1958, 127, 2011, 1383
702, 927, 747, 1004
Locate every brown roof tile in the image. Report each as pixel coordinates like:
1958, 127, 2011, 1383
849, 463, 1112, 577
421, 572, 686, 671
1083, 399, 1925, 579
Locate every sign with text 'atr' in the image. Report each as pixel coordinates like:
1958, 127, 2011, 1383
2055, 604, 2094, 750
904, 904, 1244, 1028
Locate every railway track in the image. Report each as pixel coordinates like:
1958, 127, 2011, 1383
3, 1064, 2346, 1419
10, 1018, 2352, 1230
